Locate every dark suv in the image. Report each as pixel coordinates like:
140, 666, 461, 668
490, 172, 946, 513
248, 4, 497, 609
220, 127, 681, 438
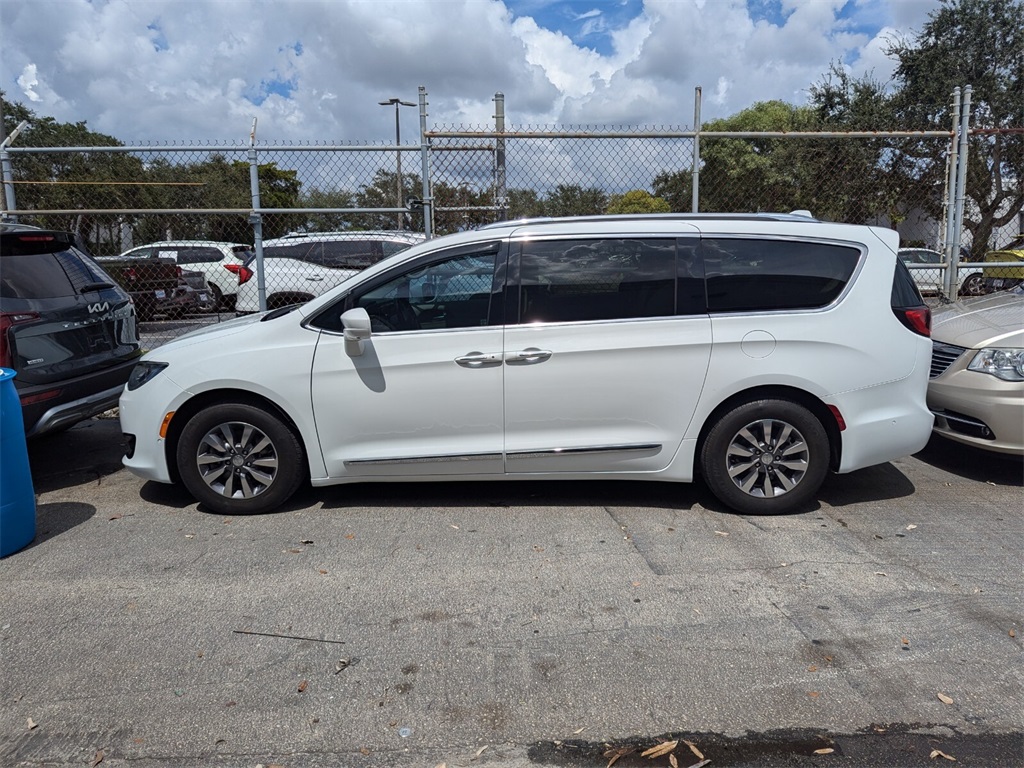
0, 224, 142, 437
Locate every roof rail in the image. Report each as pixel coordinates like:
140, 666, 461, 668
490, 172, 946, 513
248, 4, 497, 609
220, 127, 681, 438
479, 212, 820, 230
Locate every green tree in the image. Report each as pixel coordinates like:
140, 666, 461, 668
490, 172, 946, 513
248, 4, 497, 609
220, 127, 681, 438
886, 0, 1024, 257
652, 170, 693, 212
353, 168, 422, 230
296, 187, 356, 232
606, 189, 671, 214
506, 188, 545, 219
543, 184, 608, 217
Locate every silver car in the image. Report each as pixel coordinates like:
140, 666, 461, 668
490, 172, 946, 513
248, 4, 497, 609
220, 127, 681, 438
928, 289, 1024, 454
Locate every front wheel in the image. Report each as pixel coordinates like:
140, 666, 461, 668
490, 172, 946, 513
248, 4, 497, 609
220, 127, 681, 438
176, 403, 305, 515
700, 399, 829, 515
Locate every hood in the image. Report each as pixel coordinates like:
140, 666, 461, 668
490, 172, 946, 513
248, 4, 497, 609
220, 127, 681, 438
142, 310, 271, 359
931, 290, 1024, 349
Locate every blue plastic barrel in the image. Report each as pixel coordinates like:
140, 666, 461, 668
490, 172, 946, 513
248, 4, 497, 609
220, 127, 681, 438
0, 368, 36, 557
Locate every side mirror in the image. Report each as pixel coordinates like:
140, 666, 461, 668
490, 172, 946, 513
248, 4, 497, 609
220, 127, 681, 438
341, 307, 372, 356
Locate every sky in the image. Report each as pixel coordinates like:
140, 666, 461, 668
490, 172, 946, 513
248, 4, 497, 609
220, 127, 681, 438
0, 0, 940, 145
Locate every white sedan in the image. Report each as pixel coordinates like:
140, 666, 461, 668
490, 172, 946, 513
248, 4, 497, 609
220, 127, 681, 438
898, 248, 986, 297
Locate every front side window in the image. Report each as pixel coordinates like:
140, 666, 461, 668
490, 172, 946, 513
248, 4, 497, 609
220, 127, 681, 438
168, 247, 223, 265
516, 238, 688, 323
351, 249, 498, 333
703, 238, 860, 313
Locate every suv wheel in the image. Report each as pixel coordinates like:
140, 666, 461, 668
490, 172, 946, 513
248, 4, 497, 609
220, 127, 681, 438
176, 403, 305, 515
701, 398, 829, 515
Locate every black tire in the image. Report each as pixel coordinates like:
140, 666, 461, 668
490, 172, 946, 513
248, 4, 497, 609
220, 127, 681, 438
959, 273, 986, 297
207, 283, 225, 311
176, 402, 305, 515
700, 398, 829, 515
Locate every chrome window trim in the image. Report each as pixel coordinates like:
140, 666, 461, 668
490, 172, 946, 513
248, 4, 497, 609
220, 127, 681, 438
344, 443, 662, 467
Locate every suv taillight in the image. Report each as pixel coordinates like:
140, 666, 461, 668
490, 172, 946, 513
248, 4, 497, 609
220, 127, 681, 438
225, 263, 253, 285
0, 312, 40, 368
893, 306, 931, 337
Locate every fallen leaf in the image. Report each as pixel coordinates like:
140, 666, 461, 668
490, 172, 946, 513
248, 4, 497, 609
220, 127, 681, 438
26, 718, 37, 730
573, 727, 586, 734
300, 539, 313, 544
930, 749, 956, 761
287, 548, 302, 554
814, 747, 835, 754
937, 692, 954, 704
108, 514, 122, 521
902, 637, 910, 645
906, 524, 918, 530
473, 745, 488, 759
1011, 629, 1017, 638
91, 751, 104, 767
604, 746, 635, 767
874, 572, 888, 577
684, 740, 704, 760
318, 569, 328, 575
669, 755, 679, 768
184, 534, 195, 539
359, 747, 370, 755
641, 739, 678, 758
451, 525, 460, 530
297, 680, 308, 693
344, 533, 356, 540
807, 691, 820, 698
808, 665, 818, 672
714, 530, 729, 536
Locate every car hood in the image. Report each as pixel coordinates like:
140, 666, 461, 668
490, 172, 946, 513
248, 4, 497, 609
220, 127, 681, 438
143, 311, 272, 359
931, 291, 1024, 349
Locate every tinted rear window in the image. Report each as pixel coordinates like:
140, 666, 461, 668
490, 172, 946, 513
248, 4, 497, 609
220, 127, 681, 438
703, 238, 860, 312
891, 258, 926, 307
1, 240, 113, 299
159, 247, 223, 265
264, 240, 396, 269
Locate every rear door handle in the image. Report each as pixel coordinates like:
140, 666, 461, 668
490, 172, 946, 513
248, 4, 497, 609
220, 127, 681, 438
505, 348, 552, 364
455, 352, 503, 368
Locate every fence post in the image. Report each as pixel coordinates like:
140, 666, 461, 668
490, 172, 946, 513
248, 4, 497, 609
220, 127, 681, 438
494, 92, 507, 223
248, 119, 267, 312
941, 88, 962, 298
949, 85, 972, 299
1, 120, 28, 221
418, 86, 433, 239
692, 86, 702, 213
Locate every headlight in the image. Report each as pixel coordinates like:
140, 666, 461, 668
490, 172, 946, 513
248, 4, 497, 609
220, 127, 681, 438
967, 348, 1024, 381
127, 361, 168, 391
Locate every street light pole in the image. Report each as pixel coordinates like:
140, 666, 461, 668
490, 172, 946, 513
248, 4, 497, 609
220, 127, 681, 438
379, 97, 416, 230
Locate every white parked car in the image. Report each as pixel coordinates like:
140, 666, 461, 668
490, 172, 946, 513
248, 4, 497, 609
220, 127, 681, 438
117, 240, 254, 310
898, 247, 986, 297
235, 230, 426, 313
120, 213, 934, 516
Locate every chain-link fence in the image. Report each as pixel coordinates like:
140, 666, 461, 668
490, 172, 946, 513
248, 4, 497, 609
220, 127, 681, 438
2, 88, 1021, 348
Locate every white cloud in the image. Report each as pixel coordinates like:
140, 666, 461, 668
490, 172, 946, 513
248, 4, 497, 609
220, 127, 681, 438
0, 0, 938, 142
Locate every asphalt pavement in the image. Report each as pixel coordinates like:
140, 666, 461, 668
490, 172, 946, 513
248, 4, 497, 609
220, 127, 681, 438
1, 415, 1021, 767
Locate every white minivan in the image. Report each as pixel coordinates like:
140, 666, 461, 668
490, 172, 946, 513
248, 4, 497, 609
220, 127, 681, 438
120, 214, 934, 516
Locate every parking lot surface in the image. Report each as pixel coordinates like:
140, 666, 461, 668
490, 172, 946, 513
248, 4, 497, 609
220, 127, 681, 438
1, 415, 1021, 767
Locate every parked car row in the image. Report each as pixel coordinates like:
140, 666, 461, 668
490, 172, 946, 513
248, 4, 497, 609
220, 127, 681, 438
899, 236, 1024, 298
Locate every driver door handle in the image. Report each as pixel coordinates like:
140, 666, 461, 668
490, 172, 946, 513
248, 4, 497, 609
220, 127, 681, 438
505, 348, 552, 364
455, 352, 503, 368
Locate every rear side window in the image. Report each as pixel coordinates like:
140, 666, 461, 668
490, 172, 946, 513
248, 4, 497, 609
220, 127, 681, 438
164, 247, 223, 265
1, 241, 111, 299
703, 238, 860, 312
516, 238, 691, 323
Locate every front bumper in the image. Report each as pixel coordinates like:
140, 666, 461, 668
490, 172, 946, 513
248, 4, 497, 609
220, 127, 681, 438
927, 364, 1024, 455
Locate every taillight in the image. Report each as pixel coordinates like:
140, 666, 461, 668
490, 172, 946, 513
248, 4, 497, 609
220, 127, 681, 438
0, 312, 40, 368
16, 235, 54, 242
126, 266, 138, 282
225, 263, 253, 285
893, 306, 931, 337
176, 266, 183, 278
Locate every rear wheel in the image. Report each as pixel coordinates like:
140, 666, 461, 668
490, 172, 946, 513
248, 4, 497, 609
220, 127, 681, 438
700, 398, 829, 515
176, 403, 305, 515
959, 273, 986, 297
